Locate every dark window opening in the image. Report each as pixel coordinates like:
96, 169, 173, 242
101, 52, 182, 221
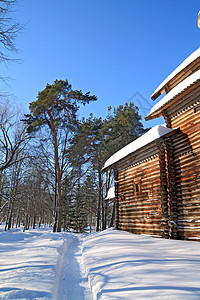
135, 183, 139, 194
133, 180, 141, 195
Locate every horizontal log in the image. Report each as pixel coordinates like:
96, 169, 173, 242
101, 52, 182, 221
119, 207, 161, 214
118, 226, 163, 236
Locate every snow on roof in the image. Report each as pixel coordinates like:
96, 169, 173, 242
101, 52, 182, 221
151, 48, 200, 100
103, 125, 175, 170
146, 69, 200, 120
105, 186, 115, 200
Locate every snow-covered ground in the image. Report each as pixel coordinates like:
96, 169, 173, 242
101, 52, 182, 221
0, 226, 64, 299
0, 226, 200, 299
83, 229, 200, 299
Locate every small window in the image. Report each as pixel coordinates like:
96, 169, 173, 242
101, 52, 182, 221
133, 180, 141, 195
135, 183, 139, 194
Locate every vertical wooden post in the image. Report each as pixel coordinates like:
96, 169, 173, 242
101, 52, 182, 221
114, 169, 119, 230
164, 138, 178, 239
157, 140, 169, 238
157, 137, 178, 239
162, 109, 172, 128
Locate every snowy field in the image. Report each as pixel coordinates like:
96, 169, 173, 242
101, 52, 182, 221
0, 226, 200, 299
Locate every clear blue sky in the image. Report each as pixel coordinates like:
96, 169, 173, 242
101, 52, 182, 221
1, 0, 200, 128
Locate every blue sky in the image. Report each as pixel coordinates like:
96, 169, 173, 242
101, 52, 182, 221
1, 0, 200, 128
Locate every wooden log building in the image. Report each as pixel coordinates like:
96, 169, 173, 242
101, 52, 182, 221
103, 48, 200, 240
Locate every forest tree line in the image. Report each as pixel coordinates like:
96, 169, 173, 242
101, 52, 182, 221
0, 79, 147, 232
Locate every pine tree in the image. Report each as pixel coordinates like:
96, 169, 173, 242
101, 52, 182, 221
69, 114, 104, 231
82, 171, 98, 232
24, 79, 97, 232
69, 102, 148, 231
102, 102, 148, 160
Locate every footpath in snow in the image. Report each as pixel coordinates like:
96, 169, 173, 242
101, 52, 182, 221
52, 233, 92, 300
0, 226, 200, 299
0, 226, 92, 300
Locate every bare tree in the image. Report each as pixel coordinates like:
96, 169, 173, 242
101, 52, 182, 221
0, 0, 21, 62
4, 158, 22, 231
0, 101, 30, 172
0, 101, 31, 226
0, 0, 22, 98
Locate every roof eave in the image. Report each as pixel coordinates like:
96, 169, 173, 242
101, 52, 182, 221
151, 48, 200, 101
147, 72, 200, 121
151, 87, 165, 101
102, 126, 178, 171
145, 112, 162, 121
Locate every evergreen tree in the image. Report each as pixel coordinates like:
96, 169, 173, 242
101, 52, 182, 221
102, 102, 148, 160
82, 170, 98, 232
69, 102, 148, 231
69, 114, 104, 231
62, 165, 83, 232
24, 79, 97, 232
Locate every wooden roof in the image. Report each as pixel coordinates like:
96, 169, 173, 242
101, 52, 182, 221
151, 48, 200, 100
103, 125, 176, 170
146, 70, 200, 120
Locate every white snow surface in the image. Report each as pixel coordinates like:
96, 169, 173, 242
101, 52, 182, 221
83, 229, 200, 300
103, 125, 175, 170
1, 226, 200, 299
147, 69, 200, 119
105, 186, 115, 200
0, 226, 64, 299
151, 47, 200, 100
0, 226, 92, 300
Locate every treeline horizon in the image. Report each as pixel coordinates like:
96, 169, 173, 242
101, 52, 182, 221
0, 79, 147, 233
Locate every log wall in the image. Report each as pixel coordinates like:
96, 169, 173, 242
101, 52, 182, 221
111, 68, 200, 241
163, 87, 200, 240
115, 142, 165, 236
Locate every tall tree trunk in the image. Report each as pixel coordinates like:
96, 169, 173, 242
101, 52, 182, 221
16, 209, 20, 228
7, 208, 13, 230
7, 197, 15, 230
96, 165, 102, 231
53, 170, 57, 232
54, 138, 62, 232
48, 111, 62, 232
33, 215, 36, 229
12, 217, 14, 228
18, 215, 20, 228
23, 214, 29, 232
90, 210, 92, 233
4, 198, 13, 231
